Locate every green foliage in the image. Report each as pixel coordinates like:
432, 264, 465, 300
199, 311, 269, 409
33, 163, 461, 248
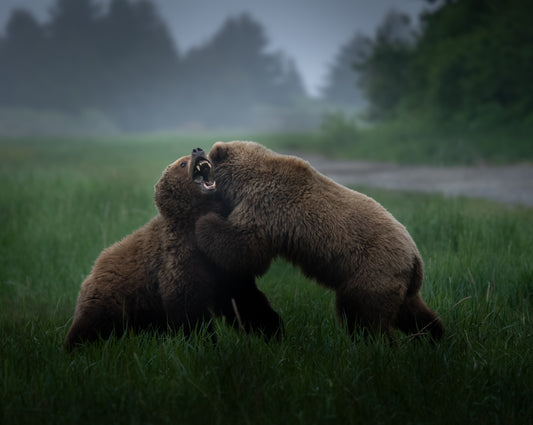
409, 0, 533, 126
356, 11, 416, 121
355, 0, 533, 132
319, 112, 360, 149
314, 113, 533, 165
1, 136, 532, 424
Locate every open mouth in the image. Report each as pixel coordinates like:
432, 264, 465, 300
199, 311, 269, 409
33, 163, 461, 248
192, 157, 216, 192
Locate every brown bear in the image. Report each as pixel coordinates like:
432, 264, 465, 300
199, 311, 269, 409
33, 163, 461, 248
195, 141, 444, 341
64, 148, 282, 351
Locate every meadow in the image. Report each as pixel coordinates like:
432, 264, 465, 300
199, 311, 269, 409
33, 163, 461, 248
1, 135, 532, 424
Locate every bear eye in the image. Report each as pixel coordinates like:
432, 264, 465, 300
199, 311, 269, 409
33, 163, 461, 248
180, 161, 187, 168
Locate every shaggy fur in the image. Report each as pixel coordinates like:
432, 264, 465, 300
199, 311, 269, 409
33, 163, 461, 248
65, 150, 281, 351
195, 141, 444, 341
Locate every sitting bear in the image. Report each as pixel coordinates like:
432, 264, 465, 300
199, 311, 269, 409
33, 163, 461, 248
195, 141, 444, 341
64, 148, 282, 351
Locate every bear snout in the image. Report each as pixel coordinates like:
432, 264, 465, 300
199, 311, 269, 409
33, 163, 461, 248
192, 147, 205, 157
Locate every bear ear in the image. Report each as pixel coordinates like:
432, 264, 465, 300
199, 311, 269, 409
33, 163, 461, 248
209, 142, 228, 164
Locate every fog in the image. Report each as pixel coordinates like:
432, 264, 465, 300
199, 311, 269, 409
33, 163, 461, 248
0, 0, 430, 135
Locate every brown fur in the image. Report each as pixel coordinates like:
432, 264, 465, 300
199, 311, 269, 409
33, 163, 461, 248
65, 152, 281, 351
195, 141, 444, 341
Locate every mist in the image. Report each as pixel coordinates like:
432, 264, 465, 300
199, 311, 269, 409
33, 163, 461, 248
2, 0, 530, 140
0, 0, 367, 136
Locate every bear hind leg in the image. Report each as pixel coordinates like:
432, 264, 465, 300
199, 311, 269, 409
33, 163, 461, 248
334, 288, 397, 343
395, 293, 444, 341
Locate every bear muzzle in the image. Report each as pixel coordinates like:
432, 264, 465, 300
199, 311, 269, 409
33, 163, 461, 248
191, 148, 216, 192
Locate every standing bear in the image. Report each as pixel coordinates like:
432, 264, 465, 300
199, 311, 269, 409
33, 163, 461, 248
195, 141, 444, 341
65, 148, 282, 351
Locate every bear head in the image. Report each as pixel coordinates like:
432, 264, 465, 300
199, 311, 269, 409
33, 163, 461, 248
207, 141, 310, 208
155, 147, 217, 220
207, 141, 277, 206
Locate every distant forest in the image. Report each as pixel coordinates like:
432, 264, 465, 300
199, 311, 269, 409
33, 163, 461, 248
0, 0, 316, 132
1, 0, 532, 135
352, 0, 533, 130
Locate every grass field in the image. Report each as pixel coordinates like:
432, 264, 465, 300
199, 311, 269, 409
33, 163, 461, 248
1, 135, 532, 424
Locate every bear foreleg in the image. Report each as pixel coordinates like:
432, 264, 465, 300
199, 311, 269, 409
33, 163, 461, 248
395, 293, 444, 341
64, 305, 125, 351
334, 282, 404, 343
195, 212, 271, 276
227, 283, 284, 339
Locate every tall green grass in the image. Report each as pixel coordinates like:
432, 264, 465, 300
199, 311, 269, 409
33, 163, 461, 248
1, 136, 532, 424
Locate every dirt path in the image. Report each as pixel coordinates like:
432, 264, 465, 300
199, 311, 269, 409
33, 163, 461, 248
297, 154, 533, 207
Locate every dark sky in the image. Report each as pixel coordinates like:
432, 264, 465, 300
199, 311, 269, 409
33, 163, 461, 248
0, 0, 431, 96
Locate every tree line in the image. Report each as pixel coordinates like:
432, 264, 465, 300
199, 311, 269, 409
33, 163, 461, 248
350, 0, 533, 129
3, 0, 528, 135
0, 0, 308, 132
